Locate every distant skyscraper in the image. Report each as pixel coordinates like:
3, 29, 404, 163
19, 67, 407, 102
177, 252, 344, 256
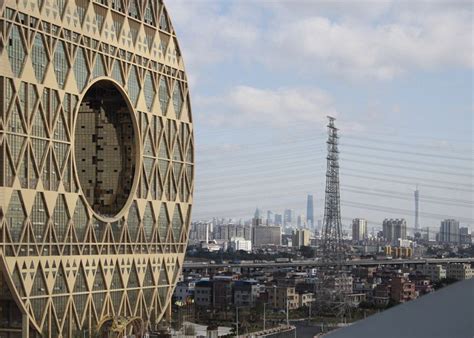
307, 194, 314, 228
439, 219, 460, 244
267, 210, 274, 225
254, 207, 262, 220
352, 218, 368, 242
414, 188, 420, 232
383, 219, 407, 245
284, 209, 294, 226
274, 214, 283, 226
297, 214, 304, 228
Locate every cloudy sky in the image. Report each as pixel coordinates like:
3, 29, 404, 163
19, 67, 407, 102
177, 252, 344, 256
165, 0, 473, 233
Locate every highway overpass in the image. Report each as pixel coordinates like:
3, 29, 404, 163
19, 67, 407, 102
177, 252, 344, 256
182, 257, 474, 273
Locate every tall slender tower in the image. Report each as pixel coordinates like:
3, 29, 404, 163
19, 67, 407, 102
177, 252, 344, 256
414, 187, 420, 232
322, 117, 344, 264
307, 194, 315, 228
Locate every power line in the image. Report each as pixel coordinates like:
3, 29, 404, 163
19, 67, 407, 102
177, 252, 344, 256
342, 143, 473, 162
341, 172, 473, 193
342, 184, 474, 206
340, 200, 474, 223
341, 187, 473, 208
342, 157, 472, 177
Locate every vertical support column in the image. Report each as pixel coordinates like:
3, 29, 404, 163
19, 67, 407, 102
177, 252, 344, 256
166, 300, 172, 323
22, 314, 29, 338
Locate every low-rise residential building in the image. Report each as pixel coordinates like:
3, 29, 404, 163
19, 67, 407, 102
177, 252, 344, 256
173, 281, 196, 303
414, 279, 433, 296
194, 280, 213, 307
328, 276, 353, 294
373, 284, 391, 307
353, 267, 377, 279
390, 276, 417, 303
419, 264, 446, 282
446, 263, 473, 280
353, 280, 376, 296
213, 278, 234, 310
267, 286, 299, 310
297, 292, 314, 308
233, 280, 260, 307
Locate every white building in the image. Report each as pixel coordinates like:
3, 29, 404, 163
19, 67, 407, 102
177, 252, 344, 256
230, 237, 252, 252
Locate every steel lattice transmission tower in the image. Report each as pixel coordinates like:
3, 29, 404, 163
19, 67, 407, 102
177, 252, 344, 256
322, 116, 344, 264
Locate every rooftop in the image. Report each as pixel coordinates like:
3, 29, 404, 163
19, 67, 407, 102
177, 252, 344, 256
324, 278, 474, 338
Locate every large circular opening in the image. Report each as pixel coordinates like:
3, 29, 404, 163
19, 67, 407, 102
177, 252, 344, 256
74, 80, 137, 218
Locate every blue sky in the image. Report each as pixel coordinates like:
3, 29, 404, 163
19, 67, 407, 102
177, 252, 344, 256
166, 0, 473, 233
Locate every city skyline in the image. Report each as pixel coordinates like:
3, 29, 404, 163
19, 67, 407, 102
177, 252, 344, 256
166, 1, 473, 227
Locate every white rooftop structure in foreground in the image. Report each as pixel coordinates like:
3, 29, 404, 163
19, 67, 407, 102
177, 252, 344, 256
324, 278, 474, 338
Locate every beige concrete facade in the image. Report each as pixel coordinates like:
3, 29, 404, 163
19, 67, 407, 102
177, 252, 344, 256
0, 0, 193, 336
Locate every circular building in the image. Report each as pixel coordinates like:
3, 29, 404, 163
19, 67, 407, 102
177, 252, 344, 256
0, 1, 193, 336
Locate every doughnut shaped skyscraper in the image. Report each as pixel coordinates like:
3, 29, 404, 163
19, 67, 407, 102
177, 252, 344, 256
0, 1, 193, 336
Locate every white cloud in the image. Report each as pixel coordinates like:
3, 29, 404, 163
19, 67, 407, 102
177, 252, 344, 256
194, 85, 337, 128
166, 0, 473, 81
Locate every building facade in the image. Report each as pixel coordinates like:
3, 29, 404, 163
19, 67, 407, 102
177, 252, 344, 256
383, 219, 407, 245
252, 225, 281, 247
0, 1, 193, 336
446, 263, 473, 280
292, 229, 311, 247
306, 194, 314, 228
267, 286, 299, 310
420, 264, 446, 282
233, 280, 260, 307
390, 277, 417, 303
459, 227, 471, 244
439, 219, 460, 244
352, 218, 368, 242
230, 237, 252, 252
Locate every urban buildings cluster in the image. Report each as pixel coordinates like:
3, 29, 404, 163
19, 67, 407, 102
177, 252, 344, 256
189, 205, 472, 255
173, 260, 473, 325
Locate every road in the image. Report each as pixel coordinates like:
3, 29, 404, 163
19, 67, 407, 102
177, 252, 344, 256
183, 257, 474, 271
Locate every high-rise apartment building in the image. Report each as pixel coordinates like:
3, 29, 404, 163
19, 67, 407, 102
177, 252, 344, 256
297, 214, 305, 228
284, 209, 294, 226
189, 222, 211, 243
352, 218, 368, 242
306, 194, 314, 228
459, 227, 471, 244
252, 225, 281, 247
383, 219, 407, 245
253, 207, 263, 226
414, 188, 420, 232
274, 214, 283, 226
0, 1, 193, 336
439, 219, 460, 244
292, 229, 311, 247
267, 210, 273, 225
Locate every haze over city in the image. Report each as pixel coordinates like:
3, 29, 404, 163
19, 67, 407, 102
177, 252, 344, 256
167, 0, 473, 229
